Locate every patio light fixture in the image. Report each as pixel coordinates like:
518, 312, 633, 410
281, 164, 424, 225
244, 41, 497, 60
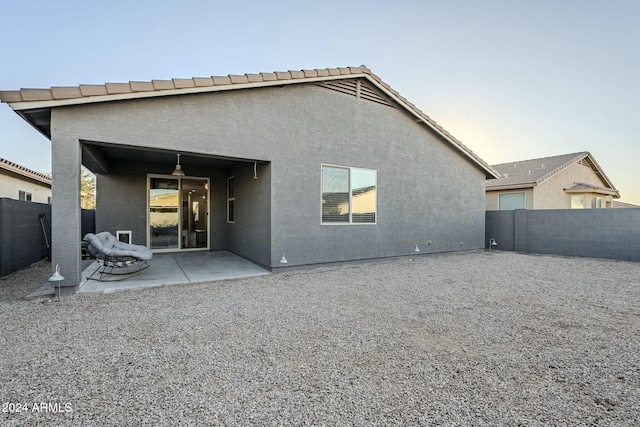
47, 264, 65, 302
410, 243, 421, 261
172, 153, 185, 177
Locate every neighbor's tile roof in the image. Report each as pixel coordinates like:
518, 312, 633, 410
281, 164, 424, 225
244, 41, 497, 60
0, 157, 51, 185
0, 65, 498, 178
486, 151, 618, 195
612, 200, 639, 208
563, 182, 619, 195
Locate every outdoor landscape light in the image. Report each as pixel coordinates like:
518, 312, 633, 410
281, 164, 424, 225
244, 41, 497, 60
47, 264, 65, 302
172, 153, 185, 176
410, 243, 421, 261
279, 252, 288, 264
489, 238, 498, 253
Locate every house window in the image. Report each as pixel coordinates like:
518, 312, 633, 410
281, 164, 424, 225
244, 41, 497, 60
498, 192, 525, 210
18, 191, 32, 201
227, 176, 235, 223
571, 195, 584, 209
322, 165, 377, 224
591, 196, 602, 209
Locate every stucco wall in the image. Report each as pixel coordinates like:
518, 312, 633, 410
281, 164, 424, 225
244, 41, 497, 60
0, 172, 51, 203
52, 82, 487, 279
227, 162, 271, 266
96, 161, 232, 252
533, 163, 609, 209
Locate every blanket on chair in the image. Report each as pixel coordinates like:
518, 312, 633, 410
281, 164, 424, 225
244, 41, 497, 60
84, 232, 153, 261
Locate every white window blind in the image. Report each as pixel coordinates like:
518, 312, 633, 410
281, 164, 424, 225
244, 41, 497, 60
499, 192, 525, 210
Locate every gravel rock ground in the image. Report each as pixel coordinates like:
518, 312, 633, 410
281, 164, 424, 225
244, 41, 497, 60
1, 251, 639, 426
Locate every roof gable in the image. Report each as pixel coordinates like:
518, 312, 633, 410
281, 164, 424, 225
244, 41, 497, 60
0, 65, 498, 179
486, 151, 618, 196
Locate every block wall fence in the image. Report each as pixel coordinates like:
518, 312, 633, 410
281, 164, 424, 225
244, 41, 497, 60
486, 208, 640, 262
0, 198, 95, 277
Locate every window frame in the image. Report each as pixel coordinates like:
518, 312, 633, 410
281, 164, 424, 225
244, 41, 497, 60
321, 164, 377, 225
591, 196, 603, 209
570, 195, 585, 209
226, 176, 235, 223
18, 190, 32, 202
498, 192, 525, 210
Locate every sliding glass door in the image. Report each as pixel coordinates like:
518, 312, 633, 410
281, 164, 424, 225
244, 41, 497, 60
181, 178, 209, 249
148, 175, 209, 251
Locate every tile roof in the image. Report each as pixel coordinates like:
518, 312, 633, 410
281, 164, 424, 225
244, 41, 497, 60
0, 65, 498, 178
612, 200, 640, 208
563, 182, 619, 196
0, 157, 51, 185
486, 151, 618, 196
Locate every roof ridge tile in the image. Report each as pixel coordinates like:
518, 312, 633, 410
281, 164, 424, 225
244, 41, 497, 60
275, 71, 292, 80
21, 88, 53, 101
51, 86, 82, 99
129, 81, 155, 92
229, 74, 249, 84
245, 73, 263, 82
172, 78, 195, 89
105, 82, 132, 94
212, 76, 232, 85
289, 70, 305, 79
151, 80, 175, 90
260, 72, 277, 81
80, 84, 109, 96
0, 90, 23, 102
193, 77, 214, 87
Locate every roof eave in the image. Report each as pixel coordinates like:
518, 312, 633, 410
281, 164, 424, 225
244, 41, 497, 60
486, 183, 536, 191
6, 73, 370, 111
3, 68, 499, 178
583, 152, 618, 194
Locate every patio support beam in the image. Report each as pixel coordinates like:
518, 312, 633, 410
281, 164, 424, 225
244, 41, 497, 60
81, 143, 109, 174
51, 130, 82, 286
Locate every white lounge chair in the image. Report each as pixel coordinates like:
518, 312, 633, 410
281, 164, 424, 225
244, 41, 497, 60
83, 232, 153, 281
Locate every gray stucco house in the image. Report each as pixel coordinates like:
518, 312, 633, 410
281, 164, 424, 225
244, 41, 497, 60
1, 65, 498, 286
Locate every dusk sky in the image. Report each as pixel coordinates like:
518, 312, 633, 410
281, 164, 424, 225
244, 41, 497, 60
1, 0, 638, 203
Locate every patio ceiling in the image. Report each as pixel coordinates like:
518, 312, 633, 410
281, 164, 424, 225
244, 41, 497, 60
81, 140, 263, 174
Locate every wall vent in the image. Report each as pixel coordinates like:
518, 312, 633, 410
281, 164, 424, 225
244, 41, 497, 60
317, 78, 397, 109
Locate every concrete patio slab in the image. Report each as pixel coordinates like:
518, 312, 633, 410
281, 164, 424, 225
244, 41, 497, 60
77, 250, 270, 293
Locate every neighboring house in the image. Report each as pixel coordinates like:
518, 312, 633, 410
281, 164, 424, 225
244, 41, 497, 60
486, 152, 619, 210
1, 65, 499, 286
612, 200, 640, 209
0, 157, 51, 203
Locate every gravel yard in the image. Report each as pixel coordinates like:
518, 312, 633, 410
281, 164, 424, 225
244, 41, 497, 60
1, 251, 639, 426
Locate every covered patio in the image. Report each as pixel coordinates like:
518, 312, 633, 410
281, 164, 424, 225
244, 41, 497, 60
77, 250, 270, 293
